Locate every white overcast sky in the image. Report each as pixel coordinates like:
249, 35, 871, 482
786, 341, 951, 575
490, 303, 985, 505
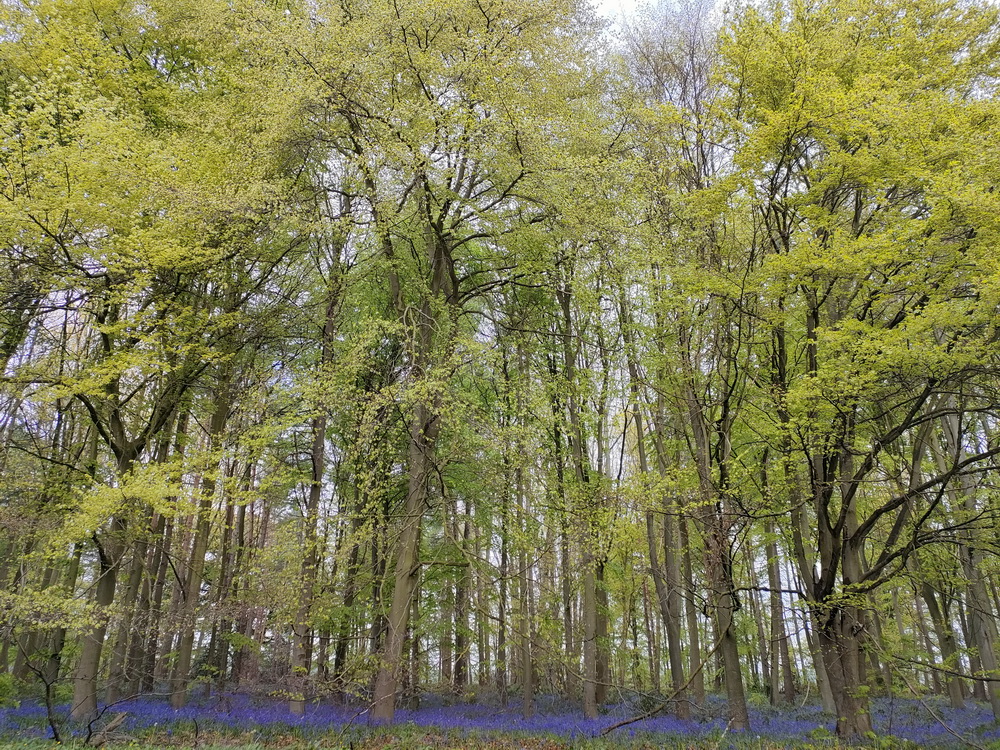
594, 0, 641, 22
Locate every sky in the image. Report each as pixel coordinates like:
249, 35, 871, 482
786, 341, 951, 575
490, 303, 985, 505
594, 0, 641, 23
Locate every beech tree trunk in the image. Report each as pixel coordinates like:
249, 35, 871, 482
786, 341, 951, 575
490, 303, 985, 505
679, 516, 705, 705
518, 461, 534, 719
765, 520, 796, 704
332, 486, 364, 699
817, 606, 874, 737
105, 542, 146, 704
684, 372, 749, 730
170, 378, 232, 709
72, 444, 138, 721
921, 582, 964, 708
371, 398, 438, 720
72, 516, 126, 720
289, 411, 327, 715
368, 171, 457, 721
453, 505, 471, 691
623, 308, 688, 716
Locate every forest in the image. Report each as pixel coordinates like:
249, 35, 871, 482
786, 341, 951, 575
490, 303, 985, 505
2, 0, 1000, 745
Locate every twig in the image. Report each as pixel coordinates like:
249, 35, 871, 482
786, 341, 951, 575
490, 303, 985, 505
797, 678, 811, 709
88, 711, 127, 747
600, 633, 724, 736
889, 653, 1000, 682
82, 689, 163, 744
17, 640, 61, 742
893, 668, 986, 750
875, 635, 986, 750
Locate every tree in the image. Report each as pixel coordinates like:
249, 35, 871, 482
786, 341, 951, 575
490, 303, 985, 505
721, 0, 1000, 735
273, 0, 605, 720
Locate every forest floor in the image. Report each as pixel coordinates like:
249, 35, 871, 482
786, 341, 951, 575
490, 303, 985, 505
1, 691, 999, 749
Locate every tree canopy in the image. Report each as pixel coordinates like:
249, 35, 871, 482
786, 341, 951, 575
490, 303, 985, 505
2, 0, 1000, 739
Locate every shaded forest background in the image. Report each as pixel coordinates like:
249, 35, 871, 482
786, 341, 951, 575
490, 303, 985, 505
2, 0, 1000, 740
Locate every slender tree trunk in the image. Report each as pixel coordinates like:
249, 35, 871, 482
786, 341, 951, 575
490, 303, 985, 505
370, 200, 455, 720
582, 553, 598, 719
126, 540, 155, 697
644, 502, 684, 706
937, 409, 1000, 717
921, 582, 964, 708
371, 397, 438, 721
962, 544, 1000, 717
642, 580, 661, 693
684, 376, 748, 729
556, 282, 601, 719
519, 483, 534, 720
623, 315, 688, 716
333, 503, 363, 698
679, 515, 705, 705
441, 577, 454, 685
453, 506, 470, 691
143, 516, 173, 692
497, 495, 509, 699
290, 411, 327, 715
746, 549, 770, 695
560, 501, 576, 698
72, 445, 137, 720
912, 593, 940, 694
712, 526, 750, 730
291, 260, 342, 712
957, 598, 987, 701
547, 355, 577, 700
11, 544, 37, 681
105, 541, 147, 704
170, 379, 232, 709
44, 544, 82, 687
764, 520, 795, 704
71, 515, 127, 721
475, 521, 488, 687
368, 502, 389, 659
212, 488, 240, 694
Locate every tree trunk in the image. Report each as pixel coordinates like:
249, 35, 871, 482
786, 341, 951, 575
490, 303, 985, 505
290, 412, 326, 715
475, 523, 489, 687
921, 582, 964, 708
711, 526, 750, 730
105, 541, 147, 704
684, 373, 748, 729
937, 409, 1000, 717
170, 379, 232, 709
765, 520, 795, 704
582, 554, 598, 719
333, 507, 363, 698
453, 507, 470, 691
642, 580, 661, 693
71, 515, 126, 720
595, 562, 609, 706
370, 192, 454, 720
679, 516, 705, 706
547, 354, 577, 700
746, 550, 769, 695
560, 508, 576, 698
622, 316, 688, 716
441, 578, 454, 686
72, 445, 136, 720
497, 497, 509, 698
370, 398, 438, 721
817, 606, 874, 737
519, 505, 534, 719
962, 543, 1000, 717
44, 544, 82, 688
